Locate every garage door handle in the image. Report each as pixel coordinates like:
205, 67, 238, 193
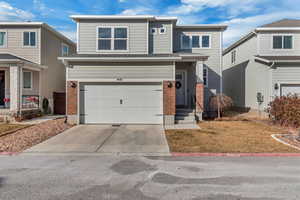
120, 99, 123, 104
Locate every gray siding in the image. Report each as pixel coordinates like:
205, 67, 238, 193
149, 21, 173, 54
78, 19, 148, 54
258, 32, 300, 55
68, 62, 175, 81
0, 27, 41, 64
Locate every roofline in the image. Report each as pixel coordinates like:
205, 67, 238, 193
223, 31, 257, 55
256, 27, 300, 31
254, 56, 300, 63
0, 22, 75, 46
176, 24, 228, 30
70, 15, 178, 21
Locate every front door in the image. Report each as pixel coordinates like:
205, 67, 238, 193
0, 71, 5, 106
175, 71, 186, 106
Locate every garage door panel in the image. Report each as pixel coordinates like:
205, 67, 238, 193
281, 84, 300, 96
81, 83, 163, 124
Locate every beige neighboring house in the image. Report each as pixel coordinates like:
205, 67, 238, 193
59, 15, 227, 125
0, 22, 75, 121
223, 19, 300, 111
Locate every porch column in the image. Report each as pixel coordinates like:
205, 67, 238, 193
10, 65, 22, 112
195, 61, 204, 121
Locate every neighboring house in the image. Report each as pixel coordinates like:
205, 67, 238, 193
59, 15, 227, 125
0, 22, 75, 121
223, 19, 300, 111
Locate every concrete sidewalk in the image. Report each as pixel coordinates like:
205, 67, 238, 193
24, 125, 170, 155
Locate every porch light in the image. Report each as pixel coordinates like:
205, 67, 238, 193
274, 83, 279, 90
70, 81, 77, 88
168, 81, 173, 88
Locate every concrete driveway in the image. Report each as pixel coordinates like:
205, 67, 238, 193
24, 125, 170, 155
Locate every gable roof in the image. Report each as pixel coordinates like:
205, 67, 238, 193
260, 19, 300, 28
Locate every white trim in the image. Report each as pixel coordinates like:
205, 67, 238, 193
170, 22, 173, 53
176, 69, 188, 106
256, 27, 300, 31
176, 24, 227, 29
271, 34, 294, 50
96, 26, 129, 53
22, 31, 37, 48
59, 56, 182, 62
67, 78, 174, 82
61, 43, 70, 56
219, 31, 223, 94
0, 30, 7, 48
23, 70, 32, 90
71, 15, 155, 20
180, 34, 212, 50
147, 20, 149, 54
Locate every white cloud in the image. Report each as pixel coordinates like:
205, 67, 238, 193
0, 1, 34, 21
33, 0, 54, 16
222, 11, 300, 47
59, 30, 76, 42
120, 7, 153, 15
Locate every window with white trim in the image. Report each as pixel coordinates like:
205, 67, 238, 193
23, 71, 32, 89
97, 27, 128, 51
0, 32, 6, 47
151, 28, 157, 35
62, 43, 69, 56
203, 67, 208, 87
23, 32, 36, 47
181, 35, 211, 49
231, 50, 236, 64
273, 35, 293, 49
159, 27, 166, 34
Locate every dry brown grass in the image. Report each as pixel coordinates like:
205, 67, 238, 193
0, 124, 28, 137
165, 121, 299, 153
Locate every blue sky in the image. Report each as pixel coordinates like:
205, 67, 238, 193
2, 0, 300, 46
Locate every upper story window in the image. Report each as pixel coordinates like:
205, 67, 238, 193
231, 50, 236, 64
181, 34, 211, 49
159, 28, 166, 34
273, 35, 293, 49
151, 28, 157, 35
203, 67, 208, 87
23, 32, 36, 47
62, 43, 69, 56
97, 27, 128, 51
0, 32, 6, 47
23, 71, 32, 89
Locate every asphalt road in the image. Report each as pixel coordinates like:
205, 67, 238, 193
0, 155, 300, 200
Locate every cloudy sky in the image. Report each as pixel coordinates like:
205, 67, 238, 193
2, 0, 300, 47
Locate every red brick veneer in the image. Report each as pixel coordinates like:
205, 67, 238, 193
163, 81, 176, 115
67, 81, 78, 115
196, 83, 204, 112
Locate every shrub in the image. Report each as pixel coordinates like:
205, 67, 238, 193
209, 94, 233, 118
268, 95, 300, 128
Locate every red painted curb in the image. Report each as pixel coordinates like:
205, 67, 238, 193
172, 153, 300, 157
0, 152, 18, 156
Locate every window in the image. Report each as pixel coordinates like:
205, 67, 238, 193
61, 43, 69, 56
159, 28, 166, 34
23, 32, 36, 47
151, 28, 157, 35
203, 67, 208, 87
202, 35, 210, 48
231, 50, 236, 64
23, 71, 32, 89
192, 36, 200, 48
273, 35, 293, 49
0, 32, 6, 47
181, 35, 211, 49
97, 27, 128, 51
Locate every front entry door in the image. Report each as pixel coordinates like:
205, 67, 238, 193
176, 71, 186, 106
0, 71, 5, 106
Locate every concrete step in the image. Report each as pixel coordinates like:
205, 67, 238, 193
175, 112, 195, 117
175, 115, 195, 121
175, 120, 196, 124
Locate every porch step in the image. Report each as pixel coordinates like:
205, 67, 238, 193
175, 119, 197, 124
175, 115, 195, 121
175, 108, 196, 124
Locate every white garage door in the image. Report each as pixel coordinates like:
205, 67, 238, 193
281, 84, 300, 96
80, 83, 163, 124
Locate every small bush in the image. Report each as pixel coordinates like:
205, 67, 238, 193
268, 95, 300, 128
209, 94, 233, 117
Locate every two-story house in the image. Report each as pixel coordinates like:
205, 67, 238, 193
0, 22, 75, 121
223, 19, 300, 111
59, 15, 227, 125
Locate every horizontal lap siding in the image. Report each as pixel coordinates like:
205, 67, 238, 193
68, 62, 174, 80
149, 21, 172, 54
272, 65, 300, 84
78, 19, 148, 54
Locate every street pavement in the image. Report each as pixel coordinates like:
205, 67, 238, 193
0, 155, 300, 200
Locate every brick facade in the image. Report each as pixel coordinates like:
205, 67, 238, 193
67, 81, 78, 115
196, 83, 204, 113
163, 81, 176, 115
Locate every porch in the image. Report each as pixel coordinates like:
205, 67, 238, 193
0, 54, 46, 120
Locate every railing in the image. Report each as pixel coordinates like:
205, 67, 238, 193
22, 95, 40, 109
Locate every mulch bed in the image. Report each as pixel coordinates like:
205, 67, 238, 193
0, 118, 73, 153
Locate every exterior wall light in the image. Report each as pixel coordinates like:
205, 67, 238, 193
168, 81, 173, 88
274, 83, 279, 90
70, 81, 77, 88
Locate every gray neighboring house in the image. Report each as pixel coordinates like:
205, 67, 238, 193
0, 22, 75, 121
59, 15, 227, 125
223, 19, 300, 111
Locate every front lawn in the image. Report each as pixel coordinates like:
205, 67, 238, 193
165, 120, 299, 153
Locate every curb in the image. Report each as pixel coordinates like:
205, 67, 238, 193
0, 152, 18, 156
172, 153, 300, 157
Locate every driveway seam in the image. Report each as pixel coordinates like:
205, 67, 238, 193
94, 126, 120, 152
